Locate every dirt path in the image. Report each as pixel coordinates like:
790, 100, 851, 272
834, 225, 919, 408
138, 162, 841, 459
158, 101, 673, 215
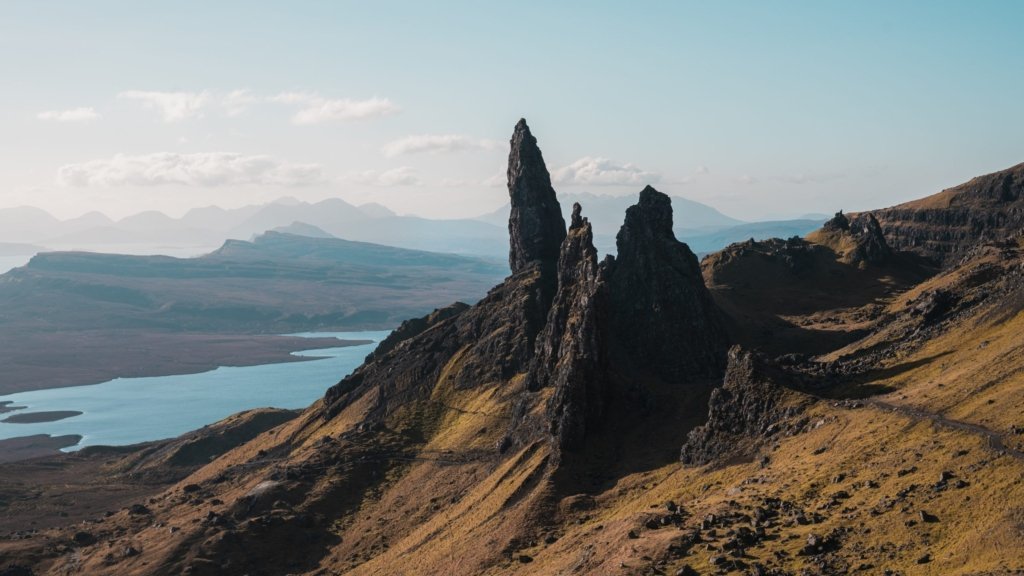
866, 399, 1024, 461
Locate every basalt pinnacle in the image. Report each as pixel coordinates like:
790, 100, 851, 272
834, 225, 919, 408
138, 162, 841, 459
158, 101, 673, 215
507, 118, 567, 273
606, 185, 729, 380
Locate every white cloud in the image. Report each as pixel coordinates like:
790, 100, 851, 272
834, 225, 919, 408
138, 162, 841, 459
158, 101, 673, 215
118, 90, 211, 122
271, 92, 398, 124
695, 165, 710, 175
381, 134, 499, 157
222, 89, 258, 117
343, 166, 421, 187
37, 107, 99, 122
57, 152, 323, 187
551, 156, 660, 186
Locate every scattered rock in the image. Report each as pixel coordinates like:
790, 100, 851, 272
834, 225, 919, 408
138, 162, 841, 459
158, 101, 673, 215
72, 531, 96, 546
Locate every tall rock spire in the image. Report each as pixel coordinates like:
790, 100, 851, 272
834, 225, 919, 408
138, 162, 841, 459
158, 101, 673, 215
606, 186, 729, 381
507, 119, 566, 273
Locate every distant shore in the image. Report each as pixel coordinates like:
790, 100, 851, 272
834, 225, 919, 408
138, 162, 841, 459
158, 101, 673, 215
0, 330, 374, 396
0, 434, 82, 463
2, 410, 83, 424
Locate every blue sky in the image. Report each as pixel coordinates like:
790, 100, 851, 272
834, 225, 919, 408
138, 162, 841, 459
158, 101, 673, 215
1, 1, 1022, 220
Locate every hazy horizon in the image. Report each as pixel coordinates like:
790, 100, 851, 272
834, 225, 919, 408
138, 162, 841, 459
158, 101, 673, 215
3, 2, 1023, 223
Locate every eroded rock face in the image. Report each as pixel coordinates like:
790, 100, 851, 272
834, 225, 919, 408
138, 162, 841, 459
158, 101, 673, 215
871, 162, 1024, 266
528, 203, 608, 449
821, 211, 892, 266
847, 213, 892, 266
507, 118, 566, 274
680, 346, 806, 465
606, 186, 729, 380
524, 189, 731, 451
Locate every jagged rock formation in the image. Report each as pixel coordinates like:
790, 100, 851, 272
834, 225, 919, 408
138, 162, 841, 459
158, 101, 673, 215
870, 162, 1024, 265
526, 203, 608, 449
812, 210, 892, 267
8, 131, 1024, 576
680, 347, 808, 465
606, 186, 729, 379
507, 118, 566, 274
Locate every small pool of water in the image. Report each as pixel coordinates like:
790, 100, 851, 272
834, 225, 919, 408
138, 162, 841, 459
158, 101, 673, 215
0, 331, 388, 450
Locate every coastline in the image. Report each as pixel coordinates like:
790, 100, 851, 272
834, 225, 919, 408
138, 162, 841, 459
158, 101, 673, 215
0, 330, 374, 396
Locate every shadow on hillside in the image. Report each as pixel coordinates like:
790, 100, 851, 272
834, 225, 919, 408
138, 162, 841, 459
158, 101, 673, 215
814, 351, 954, 399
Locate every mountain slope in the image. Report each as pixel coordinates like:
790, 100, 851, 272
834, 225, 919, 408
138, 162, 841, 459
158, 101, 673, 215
4, 132, 1024, 576
870, 162, 1024, 265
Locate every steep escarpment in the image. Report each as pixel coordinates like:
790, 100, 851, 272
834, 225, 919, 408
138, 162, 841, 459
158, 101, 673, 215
870, 162, 1024, 265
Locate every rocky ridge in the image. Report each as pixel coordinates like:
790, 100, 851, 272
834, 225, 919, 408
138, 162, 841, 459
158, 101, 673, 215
870, 162, 1024, 265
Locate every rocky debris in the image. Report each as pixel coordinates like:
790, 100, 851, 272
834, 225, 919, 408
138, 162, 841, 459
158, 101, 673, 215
606, 186, 729, 381
680, 347, 806, 465
72, 531, 97, 546
127, 503, 150, 515
0, 566, 34, 576
909, 289, 957, 323
122, 545, 140, 558
507, 118, 566, 273
799, 529, 845, 556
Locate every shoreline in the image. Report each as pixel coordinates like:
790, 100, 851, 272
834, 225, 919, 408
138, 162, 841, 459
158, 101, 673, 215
0, 331, 378, 397
2, 410, 83, 424
0, 434, 83, 464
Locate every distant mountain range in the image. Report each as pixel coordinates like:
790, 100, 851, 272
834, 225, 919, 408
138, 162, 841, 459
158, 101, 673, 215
0, 195, 825, 265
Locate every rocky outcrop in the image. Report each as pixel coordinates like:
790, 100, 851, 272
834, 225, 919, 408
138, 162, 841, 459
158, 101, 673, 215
364, 302, 470, 362
507, 118, 566, 274
528, 203, 608, 449
680, 346, 807, 465
606, 186, 729, 380
818, 210, 892, 266
324, 121, 566, 421
870, 162, 1024, 266
521, 188, 730, 451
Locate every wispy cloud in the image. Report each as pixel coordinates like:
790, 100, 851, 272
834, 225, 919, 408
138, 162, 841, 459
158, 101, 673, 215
552, 156, 660, 186
37, 107, 99, 122
343, 166, 421, 187
57, 152, 323, 187
221, 89, 258, 117
271, 92, 399, 125
118, 90, 211, 122
381, 134, 499, 157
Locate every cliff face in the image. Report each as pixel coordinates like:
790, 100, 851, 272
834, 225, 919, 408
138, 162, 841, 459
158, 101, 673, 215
870, 162, 1024, 265
606, 186, 729, 380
